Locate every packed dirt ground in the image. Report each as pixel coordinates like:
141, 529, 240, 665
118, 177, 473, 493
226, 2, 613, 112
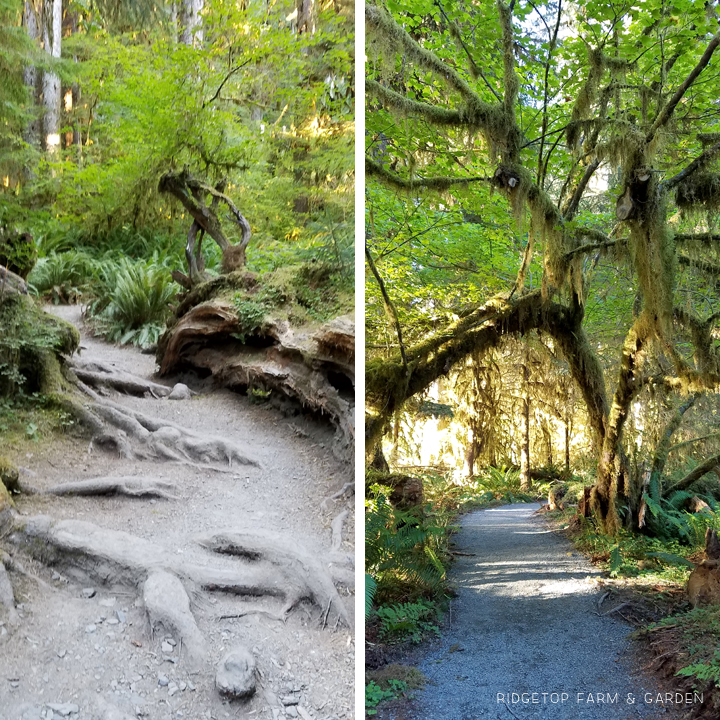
0, 305, 355, 720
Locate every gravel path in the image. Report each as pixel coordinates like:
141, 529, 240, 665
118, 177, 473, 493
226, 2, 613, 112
412, 504, 677, 719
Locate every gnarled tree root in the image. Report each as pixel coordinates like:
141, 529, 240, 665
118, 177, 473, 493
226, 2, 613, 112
69, 358, 172, 398
0, 560, 19, 626
144, 570, 207, 671
7, 516, 346, 661
78, 385, 260, 470
197, 530, 349, 627
45, 476, 178, 500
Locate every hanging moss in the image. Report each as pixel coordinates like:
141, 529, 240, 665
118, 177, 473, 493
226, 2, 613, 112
675, 172, 720, 213
567, 46, 604, 153
697, 133, 720, 148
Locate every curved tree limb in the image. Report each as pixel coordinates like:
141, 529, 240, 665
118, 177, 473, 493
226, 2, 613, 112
665, 453, 720, 495
651, 393, 700, 491
366, 80, 464, 126
664, 140, 720, 191
366, 3, 481, 105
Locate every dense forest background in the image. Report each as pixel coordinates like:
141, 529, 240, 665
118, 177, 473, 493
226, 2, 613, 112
0, 0, 354, 353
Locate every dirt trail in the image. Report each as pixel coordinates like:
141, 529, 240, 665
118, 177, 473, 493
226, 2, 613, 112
410, 504, 681, 720
0, 305, 354, 720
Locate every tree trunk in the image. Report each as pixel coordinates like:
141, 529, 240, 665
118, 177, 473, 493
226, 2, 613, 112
41, 0, 62, 154
564, 421, 570, 472
465, 430, 476, 478
592, 323, 647, 533
22, 0, 40, 156
296, 0, 316, 35
180, 0, 204, 47
519, 353, 531, 491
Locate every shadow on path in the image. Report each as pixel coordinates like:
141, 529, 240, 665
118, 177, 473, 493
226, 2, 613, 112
411, 504, 684, 719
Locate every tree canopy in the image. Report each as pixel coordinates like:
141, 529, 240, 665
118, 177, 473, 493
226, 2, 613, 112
365, 0, 720, 534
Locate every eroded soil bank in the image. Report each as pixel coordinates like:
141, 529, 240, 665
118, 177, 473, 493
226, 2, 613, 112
0, 305, 354, 720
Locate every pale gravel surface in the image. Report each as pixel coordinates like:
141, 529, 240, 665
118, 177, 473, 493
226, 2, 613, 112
0, 305, 354, 720
412, 504, 680, 719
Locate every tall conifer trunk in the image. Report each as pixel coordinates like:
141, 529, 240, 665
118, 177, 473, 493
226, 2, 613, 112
41, 0, 61, 154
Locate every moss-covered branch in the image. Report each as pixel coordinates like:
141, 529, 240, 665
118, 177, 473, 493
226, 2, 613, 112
651, 393, 700, 489
366, 158, 491, 191
664, 140, 720, 191
665, 453, 720, 495
366, 291, 609, 449
677, 253, 720, 278
366, 3, 480, 106
366, 80, 464, 126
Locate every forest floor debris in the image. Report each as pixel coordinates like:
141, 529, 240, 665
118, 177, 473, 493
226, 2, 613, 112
0, 304, 354, 720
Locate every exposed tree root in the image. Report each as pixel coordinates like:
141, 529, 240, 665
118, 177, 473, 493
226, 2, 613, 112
144, 570, 207, 671
0, 560, 19, 626
6, 516, 346, 662
78, 384, 260, 469
321, 481, 354, 510
331, 510, 349, 553
45, 476, 178, 500
69, 358, 172, 398
198, 530, 349, 627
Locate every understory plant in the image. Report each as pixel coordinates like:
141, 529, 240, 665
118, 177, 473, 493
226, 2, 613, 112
86, 256, 175, 349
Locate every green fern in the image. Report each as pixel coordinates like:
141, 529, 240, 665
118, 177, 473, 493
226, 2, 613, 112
87, 256, 175, 348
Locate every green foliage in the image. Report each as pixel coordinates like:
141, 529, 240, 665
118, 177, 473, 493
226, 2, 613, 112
365, 680, 408, 715
0, 295, 77, 396
365, 573, 378, 619
365, 664, 426, 716
651, 607, 720, 691
28, 251, 97, 304
473, 466, 536, 505
86, 257, 175, 349
375, 600, 441, 644
642, 482, 720, 545
365, 489, 447, 601
233, 263, 353, 340
571, 521, 700, 583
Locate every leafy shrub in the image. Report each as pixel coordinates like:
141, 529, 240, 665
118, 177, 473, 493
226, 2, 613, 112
365, 490, 447, 602
365, 680, 407, 715
0, 295, 78, 396
28, 250, 97, 304
87, 256, 175, 348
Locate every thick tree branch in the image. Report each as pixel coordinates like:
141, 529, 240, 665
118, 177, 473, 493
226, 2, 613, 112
677, 253, 720, 278
664, 140, 720, 190
651, 393, 699, 487
366, 80, 463, 126
665, 453, 720, 495
675, 232, 720, 245
562, 159, 601, 220
366, 157, 490, 191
